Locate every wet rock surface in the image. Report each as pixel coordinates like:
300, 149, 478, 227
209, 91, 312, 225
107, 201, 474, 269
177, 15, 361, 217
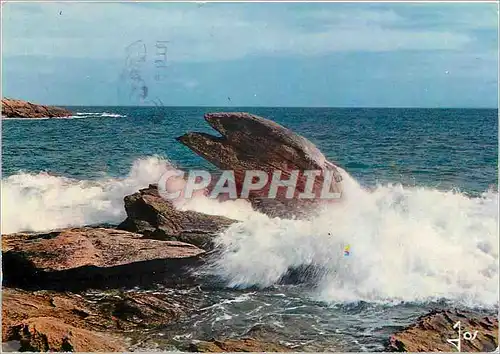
118, 184, 236, 250
387, 309, 499, 352
2, 98, 72, 118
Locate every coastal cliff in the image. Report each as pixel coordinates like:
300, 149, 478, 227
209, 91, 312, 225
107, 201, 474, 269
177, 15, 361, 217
1, 98, 72, 118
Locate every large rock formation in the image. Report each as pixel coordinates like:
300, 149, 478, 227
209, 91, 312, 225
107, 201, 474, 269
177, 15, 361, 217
387, 309, 498, 352
177, 112, 343, 217
1, 98, 72, 118
2, 227, 205, 291
118, 184, 236, 250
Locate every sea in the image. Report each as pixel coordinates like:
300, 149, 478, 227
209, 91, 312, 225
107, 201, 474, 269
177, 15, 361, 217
1, 107, 499, 351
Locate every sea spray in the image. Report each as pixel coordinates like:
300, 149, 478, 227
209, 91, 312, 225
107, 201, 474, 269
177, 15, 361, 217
196, 169, 499, 307
1, 156, 173, 234
1, 159, 498, 307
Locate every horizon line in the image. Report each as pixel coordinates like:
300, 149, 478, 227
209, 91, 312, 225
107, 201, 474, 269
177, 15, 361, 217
3, 98, 497, 109
60, 105, 499, 109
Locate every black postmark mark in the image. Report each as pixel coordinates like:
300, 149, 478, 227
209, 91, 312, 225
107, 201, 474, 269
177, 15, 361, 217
154, 40, 168, 82
118, 40, 168, 120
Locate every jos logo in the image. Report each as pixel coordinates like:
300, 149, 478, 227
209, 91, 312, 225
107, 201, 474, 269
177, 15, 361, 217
447, 320, 479, 352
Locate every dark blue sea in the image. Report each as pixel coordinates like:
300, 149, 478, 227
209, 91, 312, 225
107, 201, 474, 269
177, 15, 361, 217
3, 107, 498, 192
2, 107, 498, 351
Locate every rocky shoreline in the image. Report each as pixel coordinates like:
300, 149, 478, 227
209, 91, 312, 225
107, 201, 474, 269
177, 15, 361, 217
1, 185, 296, 352
1, 98, 72, 118
3, 185, 498, 352
2, 112, 498, 351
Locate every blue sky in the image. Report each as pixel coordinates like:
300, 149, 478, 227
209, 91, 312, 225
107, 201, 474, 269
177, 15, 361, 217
2, 2, 498, 107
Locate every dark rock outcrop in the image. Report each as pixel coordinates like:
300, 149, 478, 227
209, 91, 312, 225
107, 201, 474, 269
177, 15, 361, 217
387, 309, 498, 352
118, 184, 236, 250
2, 227, 205, 291
176, 112, 343, 218
1, 98, 72, 118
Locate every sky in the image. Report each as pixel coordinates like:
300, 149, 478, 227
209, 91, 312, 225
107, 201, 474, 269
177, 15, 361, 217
1, 2, 499, 107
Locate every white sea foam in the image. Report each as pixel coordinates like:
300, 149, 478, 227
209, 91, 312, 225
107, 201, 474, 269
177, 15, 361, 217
1, 159, 498, 306
197, 169, 499, 307
1, 112, 126, 120
1, 156, 171, 234
72, 112, 126, 118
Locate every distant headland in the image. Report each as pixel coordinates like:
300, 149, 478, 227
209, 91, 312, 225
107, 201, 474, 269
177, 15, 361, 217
1, 98, 72, 118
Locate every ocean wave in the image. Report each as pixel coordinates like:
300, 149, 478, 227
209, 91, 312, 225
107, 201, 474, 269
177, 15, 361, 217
1, 157, 498, 307
1, 156, 172, 234
197, 169, 499, 307
2, 112, 126, 120
71, 112, 127, 118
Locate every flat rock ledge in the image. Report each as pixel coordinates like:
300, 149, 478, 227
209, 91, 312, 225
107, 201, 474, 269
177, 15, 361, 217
2, 227, 205, 291
2, 98, 72, 118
